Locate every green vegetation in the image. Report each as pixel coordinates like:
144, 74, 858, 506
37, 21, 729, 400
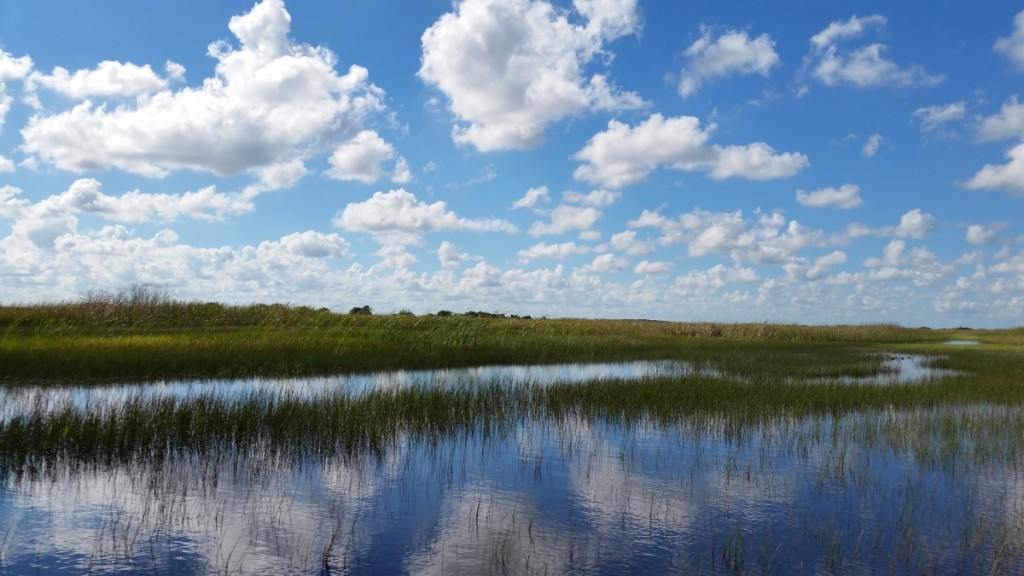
1, 287, 1022, 467
2, 289, 1023, 574
2, 287, 1012, 382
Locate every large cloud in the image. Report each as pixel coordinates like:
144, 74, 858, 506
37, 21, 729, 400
573, 114, 807, 188
678, 28, 779, 97
20, 0, 390, 189
418, 0, 644, 151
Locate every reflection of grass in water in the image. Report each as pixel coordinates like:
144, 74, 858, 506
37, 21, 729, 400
3, 398, 1024, 573
2, 339, 1022, 470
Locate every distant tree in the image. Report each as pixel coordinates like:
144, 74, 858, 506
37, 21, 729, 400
84, 282, 173, 308
436, 310, 453, 316
348, 305, 373, 315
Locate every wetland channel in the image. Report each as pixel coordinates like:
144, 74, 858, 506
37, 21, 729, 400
1, 355, 1021, 575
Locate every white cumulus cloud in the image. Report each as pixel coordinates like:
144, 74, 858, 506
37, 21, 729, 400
0, 49, 34, 134
529, 204, 601, 236
976, 96, 1024, 142
679, 28, 780, 97
861, 134, 883, 157
27, 60, 174, 99
965, 224, 996, 246
326, 130, 409, 184
893, 209, 937, 239
964, 142, 1024, 194
796, 184, 862, 209
995, 10, 1024, 70
261, 231, 350, 259
573, 114, 807, 188
805, 14, 943, 89
20, 0, 388, 191
418, 0, 644, 151
913, 102, 966, 134
518, 241, 590, 263
512, 186, 551, 210
0, 178, 256, 224
633, 260, 672, 275
334, 188, 517, 244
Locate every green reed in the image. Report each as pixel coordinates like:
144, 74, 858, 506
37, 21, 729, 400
3, 295, 1006, 382
3, 340, 1022, 472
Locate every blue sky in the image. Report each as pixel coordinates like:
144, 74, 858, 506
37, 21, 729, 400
1, 0, 1023, 327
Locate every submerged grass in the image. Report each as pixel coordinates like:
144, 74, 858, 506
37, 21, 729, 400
2, 343, 1021, 472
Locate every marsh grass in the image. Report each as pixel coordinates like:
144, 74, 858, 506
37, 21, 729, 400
3, 295, 1024, 573
0, 297, 990, 382
2, 342, 1021, 473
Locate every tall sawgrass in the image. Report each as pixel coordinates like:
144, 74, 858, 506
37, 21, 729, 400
4, 295, 1010, 382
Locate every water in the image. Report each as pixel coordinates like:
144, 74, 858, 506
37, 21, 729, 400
2, 357, 1019, 575
0, 355, 953, 423
945, 340, 981, 346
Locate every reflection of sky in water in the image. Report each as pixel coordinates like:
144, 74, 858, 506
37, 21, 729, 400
0, 355, 955, 422
2, 405, 1023, 574
0, 360, 709, 422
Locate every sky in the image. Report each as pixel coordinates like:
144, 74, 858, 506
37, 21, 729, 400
0, 0, 1023, 327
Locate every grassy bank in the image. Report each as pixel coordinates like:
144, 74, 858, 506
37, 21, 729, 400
2, 297, 1012, 382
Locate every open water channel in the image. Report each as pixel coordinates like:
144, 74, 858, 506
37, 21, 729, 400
0, 356, 1021, 574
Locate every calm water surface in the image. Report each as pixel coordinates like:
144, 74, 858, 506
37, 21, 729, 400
1, 358, 1020, 575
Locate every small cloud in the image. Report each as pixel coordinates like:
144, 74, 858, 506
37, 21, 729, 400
561, 189, 620, 207
678, 27, 780, 97
861, 134, 883, 157
893, 209, 936, 239
995, 10, 1024, 70
634, 260, 672, 275
326, 130, 407, 185
913, 102, 966, 135
528, 204, 601, 237
583, 253, 628, 273
965, 224, 996, 246
438, 240, 475, 269
804, 14, 943, 90
796, 184, 862, 209
976, 96, 1024, 142
512, 186, 551, 210
335, 188, 516, 244
517, 241, 590, 263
